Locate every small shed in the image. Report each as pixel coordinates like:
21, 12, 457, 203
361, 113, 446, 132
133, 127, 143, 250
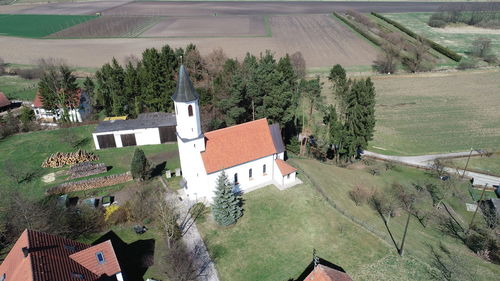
93, 112, 177, 149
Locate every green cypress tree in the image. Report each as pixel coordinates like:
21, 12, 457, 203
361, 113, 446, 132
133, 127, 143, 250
131, 148, 151, 181
212, 171, 243, 226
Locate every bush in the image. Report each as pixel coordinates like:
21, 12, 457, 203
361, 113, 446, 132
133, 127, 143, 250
333, 12, 380, 46
428, 19, 447, 28
349, 184, 371, 206
457, 59, 478, 70
106, 204, 130, 225
131, 148, 152, 181
11, 67, 44, 80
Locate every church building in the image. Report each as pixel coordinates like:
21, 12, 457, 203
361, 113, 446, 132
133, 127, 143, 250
173, 65, 299, 202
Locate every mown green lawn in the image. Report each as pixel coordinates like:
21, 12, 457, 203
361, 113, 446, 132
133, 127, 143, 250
382, 13, 500, 58
0, 14, 96, 38
0, 75, 38, 101
0, 125, 179, 199
198, 158, 500, 281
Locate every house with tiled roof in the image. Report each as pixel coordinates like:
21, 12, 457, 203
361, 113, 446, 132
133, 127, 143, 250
32, 89, 92, 123
173, 65, 301, 202
0, 92, 11, 111
0, 229, 124, 281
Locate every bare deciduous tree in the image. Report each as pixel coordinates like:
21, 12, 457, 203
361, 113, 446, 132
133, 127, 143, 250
290, 51, 306, 79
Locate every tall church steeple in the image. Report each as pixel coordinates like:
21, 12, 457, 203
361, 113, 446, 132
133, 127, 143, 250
172, 65, 202, 140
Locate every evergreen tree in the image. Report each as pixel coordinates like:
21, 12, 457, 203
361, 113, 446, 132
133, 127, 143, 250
83, 77, 96, 107
212, 171, 243, 226
38, 65, 78, 123
300, 76, 323, 127
130, 148, 151, 181
124, 62, 141, 117
109, 58, 126, 116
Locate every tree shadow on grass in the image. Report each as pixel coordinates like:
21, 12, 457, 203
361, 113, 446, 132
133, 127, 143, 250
93, 231, 155, 281
151, 161, 166, 178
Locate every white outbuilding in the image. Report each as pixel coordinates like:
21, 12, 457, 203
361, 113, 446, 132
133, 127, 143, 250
173, 65, 301, 203
92, 112, 176, 149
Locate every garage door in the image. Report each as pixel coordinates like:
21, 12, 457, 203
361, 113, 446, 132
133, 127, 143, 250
121, 134, 137, 147
97, 134, 116, 149
159, 126, 176, 143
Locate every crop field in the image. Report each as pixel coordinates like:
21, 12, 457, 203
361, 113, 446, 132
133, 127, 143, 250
0, 1, 125, 15
141, 15, 267, 37
48, 16, 159, 38
269, 15, 376, 67
0, 14, 96, 38
382, 13, 500, 57
369, 70, 500, 155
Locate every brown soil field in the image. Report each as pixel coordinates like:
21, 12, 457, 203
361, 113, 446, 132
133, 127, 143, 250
47, 16, 156, 38
141, 15, 266, 37
268, 15, 376, 67
0, 14, 377, 68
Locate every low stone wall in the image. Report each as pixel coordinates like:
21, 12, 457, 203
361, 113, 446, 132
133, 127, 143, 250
48, 172, 132, 195
69, 162, 107, 179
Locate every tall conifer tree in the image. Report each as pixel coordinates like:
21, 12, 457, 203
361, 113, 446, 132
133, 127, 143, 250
212, 171, 243, 226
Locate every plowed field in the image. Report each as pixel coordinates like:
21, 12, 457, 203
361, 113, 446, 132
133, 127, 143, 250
48, 16, 157, 38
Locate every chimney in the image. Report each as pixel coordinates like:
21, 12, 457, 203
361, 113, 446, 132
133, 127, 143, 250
22, 247, 29, 257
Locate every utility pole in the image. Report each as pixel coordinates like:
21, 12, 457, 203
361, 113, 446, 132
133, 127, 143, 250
461, 147, 473, 180
468, 183, 488, 232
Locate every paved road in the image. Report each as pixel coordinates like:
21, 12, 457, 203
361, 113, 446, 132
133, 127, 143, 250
362, 150, 500, 187
5, 1, 500, 16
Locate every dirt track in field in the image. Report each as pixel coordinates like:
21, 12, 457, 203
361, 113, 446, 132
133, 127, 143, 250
141, 15, 266, 37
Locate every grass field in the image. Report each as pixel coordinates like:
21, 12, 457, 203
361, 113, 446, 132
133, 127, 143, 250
0, 125, 179, 199
198, 158, 500, 281
367, 70, 500, 155
0, 14, 96, 38
447, 154, 500, 177
382, 13, 500, 58
0, 75, 37, 100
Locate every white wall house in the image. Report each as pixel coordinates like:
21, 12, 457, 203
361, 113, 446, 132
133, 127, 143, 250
173, 65, 301, 203
32, 90, 92, 123
92, 112, 176, 149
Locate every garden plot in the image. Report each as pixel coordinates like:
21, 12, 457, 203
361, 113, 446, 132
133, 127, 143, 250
48, 16, 158, 38
140, 15, 266, 37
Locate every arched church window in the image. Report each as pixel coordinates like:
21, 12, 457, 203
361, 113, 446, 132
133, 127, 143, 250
188, 105, 193, 117
234, 173, 238, 184
249, 168, 253, 179
263, 164, 266, 174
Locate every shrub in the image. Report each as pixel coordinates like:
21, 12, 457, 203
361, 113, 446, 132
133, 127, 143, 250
457, 59, 478, 70
11, 67, 44, 80
104, 204, 120, 221
349, 184, 371, 206
131, 148, 152, 181
333, 12, 380, 46
428, 19, 447, 28
106, 204, 130, 225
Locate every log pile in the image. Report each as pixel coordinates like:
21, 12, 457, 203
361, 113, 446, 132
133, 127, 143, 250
47, 172, 132, 195
69, 162, 107, 179
42, 150, 99, 168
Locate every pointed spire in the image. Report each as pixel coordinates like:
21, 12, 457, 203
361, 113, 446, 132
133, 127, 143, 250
172, 64, 199, 102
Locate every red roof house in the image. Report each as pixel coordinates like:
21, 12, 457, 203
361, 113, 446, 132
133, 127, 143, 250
0, 229, 123, 281
0, 92, 11, 108
305, 264, 354, 281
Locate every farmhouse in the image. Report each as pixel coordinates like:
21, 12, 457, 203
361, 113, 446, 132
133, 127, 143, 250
0, 92, 11, 111
0, 229, 124, 281
174, 65, 300, 202
92, 112, 176, 149
32, 89, 92, 123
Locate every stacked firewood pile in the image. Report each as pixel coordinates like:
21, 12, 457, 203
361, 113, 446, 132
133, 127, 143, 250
41, 150, 99, 168
47, 172, 132, 195
69, 162, 107, 179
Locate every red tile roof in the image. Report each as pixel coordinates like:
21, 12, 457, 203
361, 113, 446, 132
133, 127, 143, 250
0, 92, 10, 107
70, 240, 121, 277
201, 118, 278, 174
0, 230, 120, 281
275, 159, 297, 176
33, 90, 82, 108
305, 265, 354, 281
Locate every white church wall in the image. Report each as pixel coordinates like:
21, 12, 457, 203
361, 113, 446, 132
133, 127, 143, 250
283, 171, 296, 185
178, 135, 209, 199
